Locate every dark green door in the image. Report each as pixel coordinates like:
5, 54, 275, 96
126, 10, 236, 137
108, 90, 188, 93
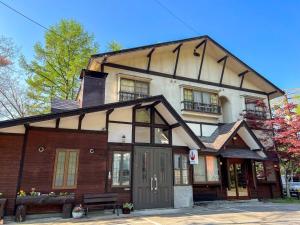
133, 146, 173, 209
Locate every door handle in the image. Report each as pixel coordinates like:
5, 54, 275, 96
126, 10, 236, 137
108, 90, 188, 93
154, 176, 158, 191
150, 177, 153, 191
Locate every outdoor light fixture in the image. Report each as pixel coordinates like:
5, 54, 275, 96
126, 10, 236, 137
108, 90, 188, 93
38, 146, 45, 153
89, 148, 95, 154
193, 49, 200, 57
233, 136, 237, 140
122, 135, 126, 143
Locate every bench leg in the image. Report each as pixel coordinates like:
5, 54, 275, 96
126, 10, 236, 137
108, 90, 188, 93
62, 203, 73, 219
15, 205, 26, 222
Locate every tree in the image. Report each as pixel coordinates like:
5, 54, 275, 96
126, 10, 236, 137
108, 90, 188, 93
268, 98, 300, 198
0, 36, 29, 120
21, 19, 99, 114
107, 41, 122, 51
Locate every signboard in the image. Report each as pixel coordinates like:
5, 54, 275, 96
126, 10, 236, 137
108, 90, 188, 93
189, 149, 198, 164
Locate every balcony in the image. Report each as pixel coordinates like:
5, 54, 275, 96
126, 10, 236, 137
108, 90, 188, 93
243, 109, 268, 120
181, 101, 221, 114
119, 91, 149, 102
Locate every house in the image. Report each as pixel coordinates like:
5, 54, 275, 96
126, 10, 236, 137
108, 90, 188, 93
0, 35, 283, 215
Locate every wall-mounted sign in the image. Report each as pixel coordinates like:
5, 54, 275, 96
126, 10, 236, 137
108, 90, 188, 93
189, 149, 198, 164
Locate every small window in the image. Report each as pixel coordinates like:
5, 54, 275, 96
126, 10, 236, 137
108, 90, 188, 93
255, 162, 266, 180
135, 126, 151, 143
154, 111, 167, 125
53, 149, 79, 189
119, 78, 149, 101
174, 154, 189, 185
154, 128, 169, 144
136, 108, 151, 123
112, 152, 131, 186
193, 156, 219, 183
255, 161, 276, 182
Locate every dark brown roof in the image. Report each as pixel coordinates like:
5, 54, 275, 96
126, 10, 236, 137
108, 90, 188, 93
219, 148, 266, 160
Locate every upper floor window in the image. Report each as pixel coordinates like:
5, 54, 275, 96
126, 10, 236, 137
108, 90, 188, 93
182, 89, 220, 114
119, 78, 149, 101
244, 98, 268, 119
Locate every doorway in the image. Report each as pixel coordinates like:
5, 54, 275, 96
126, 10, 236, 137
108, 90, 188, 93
133, 146, 173, 209
227, 160, 249, 199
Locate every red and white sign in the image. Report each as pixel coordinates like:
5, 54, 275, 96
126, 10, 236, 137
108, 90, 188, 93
189, 149, 198, 164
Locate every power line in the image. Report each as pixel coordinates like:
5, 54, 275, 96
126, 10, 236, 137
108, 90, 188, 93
0, 0, 66, 41
152, 0, 199, 35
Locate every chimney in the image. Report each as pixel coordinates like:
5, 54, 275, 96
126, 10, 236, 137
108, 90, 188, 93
79, 69, 108, 108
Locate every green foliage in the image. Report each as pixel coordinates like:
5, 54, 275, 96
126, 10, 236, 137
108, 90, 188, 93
295, 95, 300, 115
107, 40, 122, 51
21, 19, 99, 114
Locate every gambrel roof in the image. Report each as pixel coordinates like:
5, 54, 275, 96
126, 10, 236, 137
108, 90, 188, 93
88, 35, 284, 99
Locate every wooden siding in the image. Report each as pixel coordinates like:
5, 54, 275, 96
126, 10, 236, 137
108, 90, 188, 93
0, 134, 24, 214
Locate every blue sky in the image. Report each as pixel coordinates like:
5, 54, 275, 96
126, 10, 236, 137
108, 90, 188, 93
0, 0, 299, 89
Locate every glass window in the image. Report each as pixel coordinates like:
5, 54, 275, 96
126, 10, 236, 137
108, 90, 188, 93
265, 162, 276, 182
206, 156, 219, 181
53, 149, 79, 189
193, 156, 206, 182
174, 154, 189, 185
154, 128, 169, 144
120, 79, 135, 93
136, 108, 151, 123
183, 89, 219, 105
193, 156, 219, 183
112, 152, 131, 186
255, 162, 266, 180
135, 126, 151, 143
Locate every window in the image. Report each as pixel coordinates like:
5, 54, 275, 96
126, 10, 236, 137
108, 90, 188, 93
193, 156, 219, 183
134, 107, 171, 145
174, 154, 189, 185
255, 161, 276, 182
119, 78, 149, 101
244, 98, 267, 119
112, 152, 131, 186
183, 89, 220, 114
53, 149, 79, 189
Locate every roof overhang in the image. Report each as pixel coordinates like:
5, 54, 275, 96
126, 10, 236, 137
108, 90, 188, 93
0, 95, 205, 150
88, 35, 284, 99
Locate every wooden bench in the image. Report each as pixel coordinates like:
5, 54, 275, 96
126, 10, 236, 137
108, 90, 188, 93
83, 193, 119, 216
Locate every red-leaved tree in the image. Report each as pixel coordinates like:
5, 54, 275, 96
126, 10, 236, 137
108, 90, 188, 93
268, 98, 300, 197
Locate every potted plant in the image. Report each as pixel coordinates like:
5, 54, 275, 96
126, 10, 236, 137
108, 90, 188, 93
72, 204, 84, 219
122, 203, 133, 214
17, 190, 26, 197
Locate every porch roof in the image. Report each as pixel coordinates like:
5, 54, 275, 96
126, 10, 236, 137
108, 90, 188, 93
219, 148, 266, 161
199, 120, 265, 151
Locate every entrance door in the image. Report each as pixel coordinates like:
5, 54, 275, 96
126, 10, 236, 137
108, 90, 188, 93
133, 146, 173, 209
227, 161, 249, 199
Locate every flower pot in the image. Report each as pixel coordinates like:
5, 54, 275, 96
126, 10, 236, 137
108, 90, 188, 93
122, 208, 131, 214
72, 207, 84, 219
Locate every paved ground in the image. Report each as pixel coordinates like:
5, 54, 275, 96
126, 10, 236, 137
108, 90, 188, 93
6, 201, 300, 225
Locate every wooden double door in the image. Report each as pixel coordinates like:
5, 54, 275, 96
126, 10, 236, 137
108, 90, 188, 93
227, 160, 249, 199
133, 146, 173, 209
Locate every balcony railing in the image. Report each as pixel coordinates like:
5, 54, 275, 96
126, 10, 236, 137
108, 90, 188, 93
119, 91, 149, 102
182, 101, 221, 114
243, 109, 268, 120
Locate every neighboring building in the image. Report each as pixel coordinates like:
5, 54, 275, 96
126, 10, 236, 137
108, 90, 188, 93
0, 36, 283, 215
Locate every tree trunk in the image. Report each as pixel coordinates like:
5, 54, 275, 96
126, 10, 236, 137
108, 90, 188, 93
285, 169, 291, 198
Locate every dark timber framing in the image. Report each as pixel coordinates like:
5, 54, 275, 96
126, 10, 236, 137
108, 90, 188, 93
90, 35, 284, 97
239, 70, 249, 88
78, 114, 85, 130
15, 124, 29, 212
218, 55, 228, 85
55, 118, 60, 129
102, 63, 270, 96
147, 48, 155, 71
173, 43, 182, 77
196, 39, 207, 80
106, 109, 114, 130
